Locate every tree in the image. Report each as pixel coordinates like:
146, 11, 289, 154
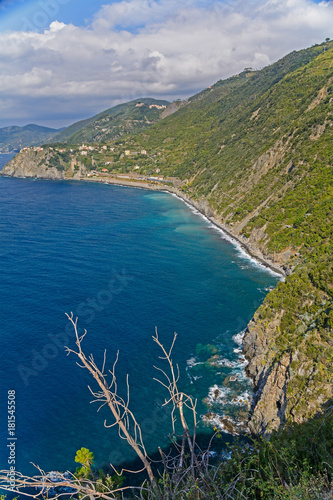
0, 314, 222, 500
75, 448, 94, 478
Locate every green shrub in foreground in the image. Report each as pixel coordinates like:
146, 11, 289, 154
215, 408, 332, 499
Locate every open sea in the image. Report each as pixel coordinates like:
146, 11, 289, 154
0, 153, 279, 476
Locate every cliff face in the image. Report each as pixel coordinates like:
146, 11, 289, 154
243, 260, 333, 435
1, 149, 88, 180
144, 46, 333, 434
2, 149, 64, 179
243, 317, 291, 434
178, 187, 333, 435
2, 148, 332, 437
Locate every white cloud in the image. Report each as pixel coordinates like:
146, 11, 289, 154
0, 0, 332, 127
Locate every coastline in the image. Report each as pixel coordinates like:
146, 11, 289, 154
0, 169, 286, 277
0, 168, 285, 436
162, 190, 286, 278
82, 176, 286, 277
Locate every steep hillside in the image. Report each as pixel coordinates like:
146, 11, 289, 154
132, 42, 333, 433
52, 98, 170, 144
0, 124, 61, 152
134, 42, 333, 433
2, 41, 333, 435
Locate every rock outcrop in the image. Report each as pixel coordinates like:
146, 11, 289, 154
2, 150, 64, 179
243, 313, 291, 434
1, 149, 88, 180
243, 270, 333, 435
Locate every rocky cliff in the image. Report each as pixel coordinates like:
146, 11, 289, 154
1, 148, 88, 180
2, 144, 332, 438
243, 258, 333, 434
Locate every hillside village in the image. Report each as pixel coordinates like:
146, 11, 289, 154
18, 142, 183, 186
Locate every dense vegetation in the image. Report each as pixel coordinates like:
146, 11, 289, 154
64, 409, 333, 499
52, 98, 170, 144
129, 41, 333, 431
0, 124, 60, 152
3, 40, 332, 429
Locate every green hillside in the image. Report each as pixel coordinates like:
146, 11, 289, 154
0, 123, 60, 152
131, 41, 333, 432
0, 98, 171, 152
54, 40, 331, 432
52, 97, 170, 144
2, 40, 333, 498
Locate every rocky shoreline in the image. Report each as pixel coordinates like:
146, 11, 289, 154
68, 175, 286, 278
159, 187, 286, 278
0, 162, 286, 277
0, 163, 287, 435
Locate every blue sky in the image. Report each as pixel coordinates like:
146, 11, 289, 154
0, 0, 105, 31
0, 0, 332, 128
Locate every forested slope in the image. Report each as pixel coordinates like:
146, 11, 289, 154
132, 41, 333, 432
52, 98, 170, 144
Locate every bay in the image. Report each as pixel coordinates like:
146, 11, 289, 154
0, 155, 278, 475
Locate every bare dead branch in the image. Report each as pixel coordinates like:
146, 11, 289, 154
0, 466, 136, 500
63, 313, 161, 498
1, 318, 231, 500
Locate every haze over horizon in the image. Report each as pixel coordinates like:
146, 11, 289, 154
0, 0, 332, 129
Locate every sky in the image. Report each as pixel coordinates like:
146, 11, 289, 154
0, 0, 332, 129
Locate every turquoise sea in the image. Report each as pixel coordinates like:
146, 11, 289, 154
0, 154, 279, 476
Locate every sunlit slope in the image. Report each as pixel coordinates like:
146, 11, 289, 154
2, 41, 332, 433
133, 42, 333, 432
53, 98, 170, 144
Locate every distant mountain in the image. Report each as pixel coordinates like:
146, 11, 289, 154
0, 124, 61, 152
0, 98, 171, 152
52, 98, 170, 144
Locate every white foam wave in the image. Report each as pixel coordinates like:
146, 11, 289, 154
169, 193, 207, 222
230, 368, 249, 381
214, 357, 246, 369
232, 330, 245, 346
202, 413, 240, 435
187, 356, 197, 367
168, 193, 283, 277
208, 225, 282, 277
205, 385, 231, 406
205, 381, 252, 408
229, 391, 251, 408
186, 356, 204, 368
